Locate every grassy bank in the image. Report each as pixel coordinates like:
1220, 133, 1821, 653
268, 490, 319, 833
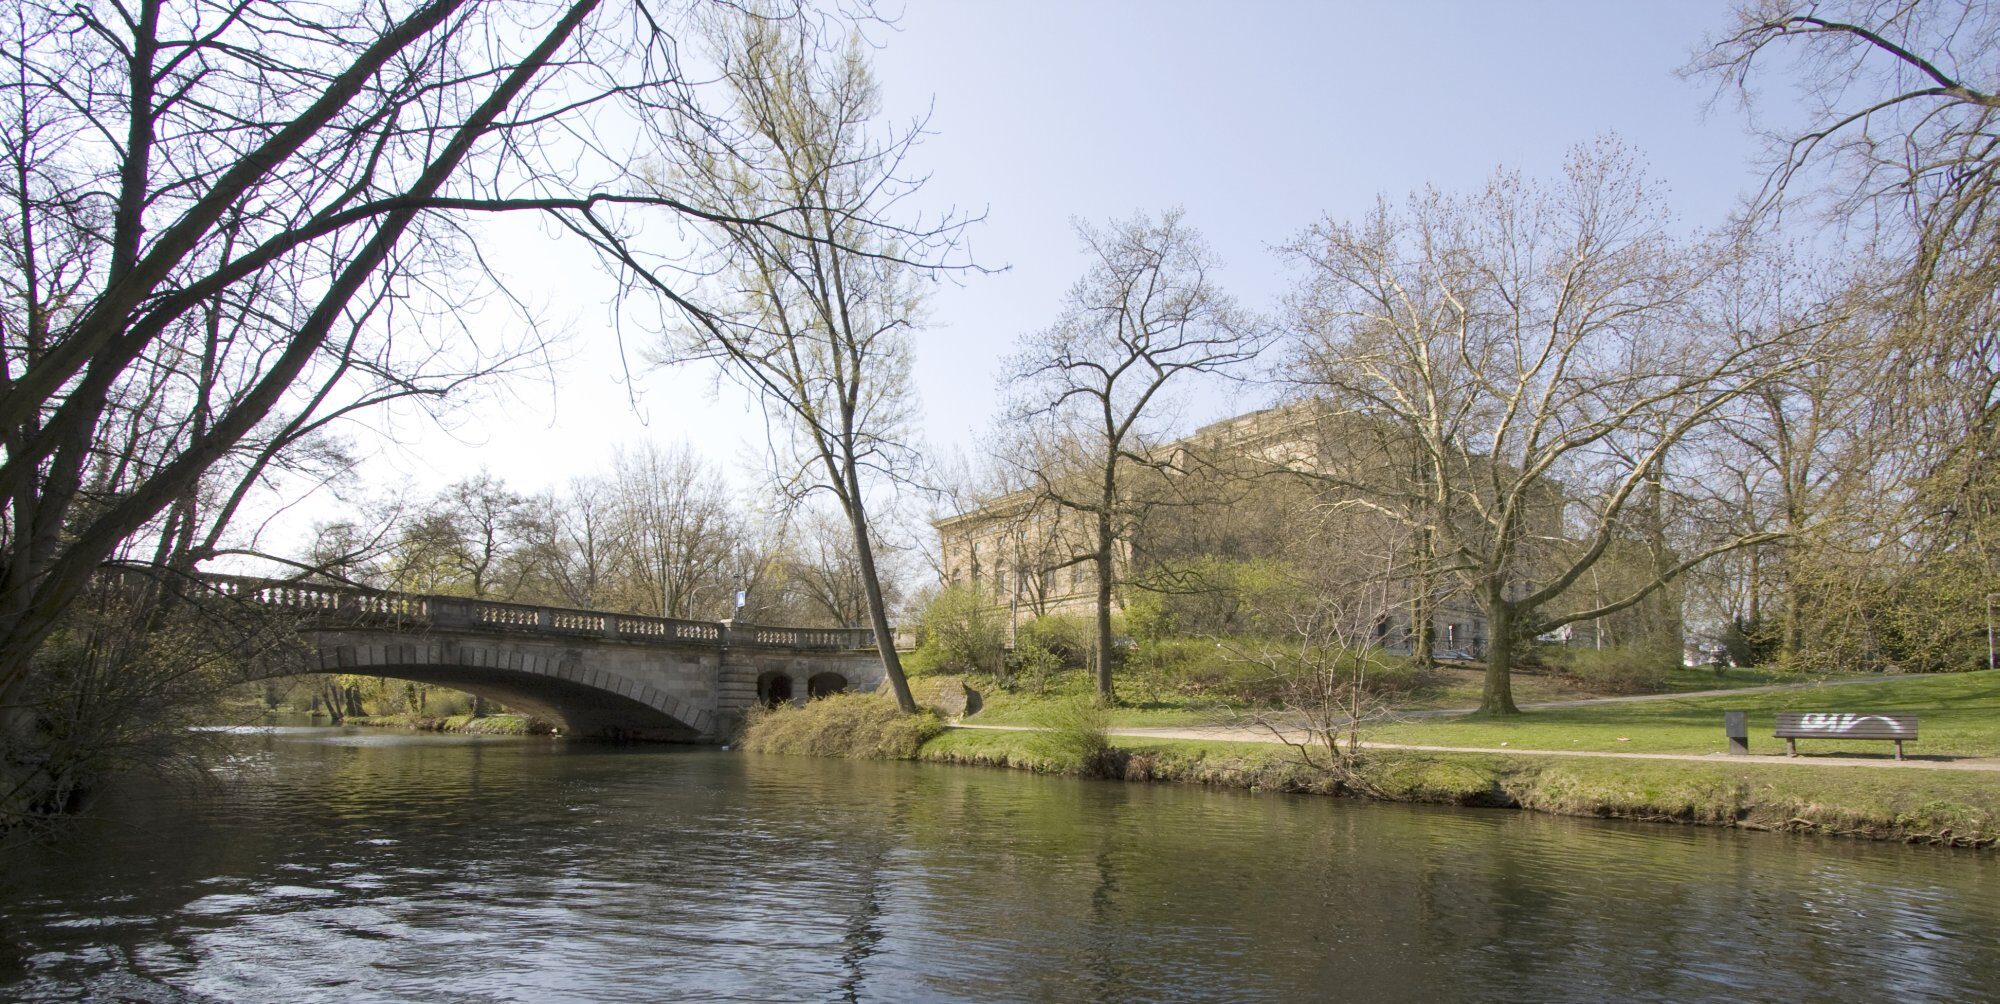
344, 713, 555, 736
740, 670, 1999, 848
738, 690, 1998, 848
1368, 670, 2000, 757
737, 693, 945, 758
919, 728, 2000, 848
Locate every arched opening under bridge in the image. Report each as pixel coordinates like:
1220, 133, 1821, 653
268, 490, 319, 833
757, 671, 794, 708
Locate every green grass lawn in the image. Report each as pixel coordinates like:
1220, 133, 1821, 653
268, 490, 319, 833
1391, 663, 1820, 710
1392, 665, 1606, 710
1657, 664, 1824, 692
922, 661, 1874, 729
1366, 670, 2000, 758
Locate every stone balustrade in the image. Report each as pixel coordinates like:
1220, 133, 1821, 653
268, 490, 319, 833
96, 567, 877, 652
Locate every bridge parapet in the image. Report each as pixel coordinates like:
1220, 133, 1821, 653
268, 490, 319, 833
724, 621, 875, 650
100, 567, 876, 651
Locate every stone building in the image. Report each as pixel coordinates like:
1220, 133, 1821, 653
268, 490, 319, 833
935, 399, 1680, 658
932, 402, 1499, 652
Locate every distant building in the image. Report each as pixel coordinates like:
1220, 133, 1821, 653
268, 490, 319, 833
935, 402, 1488, 652
936, 400, 1681, 657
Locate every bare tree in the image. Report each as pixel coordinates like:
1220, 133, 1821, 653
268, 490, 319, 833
1002, 210, 1269, 702
1232, 507, 1401, 793
606, 443, 738, 619
789, 506, 879, 627
0, 0, 918, 725
645, 9, 969, 713
1285, 142, 1811, 713
384, 472, 542, 601
1694, 0, 2000, 670
0, 0, 595, 710
1695, 1, 2000, 338
525, 477, 625, 610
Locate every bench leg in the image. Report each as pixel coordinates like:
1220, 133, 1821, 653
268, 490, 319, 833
1786, 737, 1796, 757
1895, 739, 1904, 761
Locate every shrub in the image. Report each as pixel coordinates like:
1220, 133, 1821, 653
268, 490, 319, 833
1005, 614, 1095, 693
1547, 646, 1676, 694
1350, 652, 1429, 695
1132, 559, 1307, 637
1025, 695, 1111, 773
1017, 614, 1094, 668
1007, 640, 1066, 694
1122, 591, 1175, 642
909, 583, 1007, 677
1117, 637, 1422, 705
738, 692, 944, 759
1115, 636, 1260, 704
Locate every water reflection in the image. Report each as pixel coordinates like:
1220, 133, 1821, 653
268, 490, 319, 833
0, 727, 1994, 1002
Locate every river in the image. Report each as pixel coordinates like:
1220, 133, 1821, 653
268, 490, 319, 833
1, 725, 1994, 1001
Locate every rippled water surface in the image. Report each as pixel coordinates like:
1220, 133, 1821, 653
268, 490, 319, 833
2, 726, 1996, 1001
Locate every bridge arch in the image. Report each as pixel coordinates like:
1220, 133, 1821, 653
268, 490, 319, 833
807, 672, 848, 699
756, 671, 795, 709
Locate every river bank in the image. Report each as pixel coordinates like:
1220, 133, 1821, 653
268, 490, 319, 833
920, 728, 2000, 848
340, 712, 555, 736
739, 693, 1999, 848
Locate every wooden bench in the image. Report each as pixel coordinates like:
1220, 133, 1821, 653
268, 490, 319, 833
1774, 712, 1918, 760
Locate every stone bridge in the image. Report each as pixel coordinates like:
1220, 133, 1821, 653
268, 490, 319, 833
145, 571, 887, 741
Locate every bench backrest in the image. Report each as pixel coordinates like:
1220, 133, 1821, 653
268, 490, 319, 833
1773, 712, 1917, 739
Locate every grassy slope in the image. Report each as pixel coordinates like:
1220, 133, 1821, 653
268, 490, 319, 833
919, 729, 2000, 847
1367, 670, 2000, 757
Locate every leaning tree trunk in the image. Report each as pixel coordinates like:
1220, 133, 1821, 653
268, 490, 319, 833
318, 679, 345, 724
839, 468, 918, 714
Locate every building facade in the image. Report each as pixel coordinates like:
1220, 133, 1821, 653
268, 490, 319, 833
934, 399, 1686, 658
933, 402, 1503, 653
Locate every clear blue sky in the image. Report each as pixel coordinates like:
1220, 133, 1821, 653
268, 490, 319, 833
344, 1, 1791, 521
872, 2, 1781, 456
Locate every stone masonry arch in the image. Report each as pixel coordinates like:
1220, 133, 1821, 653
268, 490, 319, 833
261, 635, 722, 740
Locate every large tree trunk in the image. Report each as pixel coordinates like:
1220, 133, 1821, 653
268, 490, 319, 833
1411, 525, 1436, 665
1478, 591, 1520, 715
1778, 543, 1804, 666
1094, 512, 1116, 704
